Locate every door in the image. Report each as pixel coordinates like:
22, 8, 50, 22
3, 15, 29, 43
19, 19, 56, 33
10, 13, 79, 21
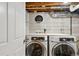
8, 2, 25, 56
0, 2, 7, 44
0, 2, 25, 56
0, 2, 8, 55
15, 2, 25, 38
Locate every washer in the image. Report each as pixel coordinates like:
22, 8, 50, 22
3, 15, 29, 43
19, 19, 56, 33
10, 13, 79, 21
25, 35, 47, 56
49, 35, 77, 56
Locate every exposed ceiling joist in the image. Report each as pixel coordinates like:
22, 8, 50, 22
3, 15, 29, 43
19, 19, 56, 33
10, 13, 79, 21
26, 2, 64, 8
26, 2, 69, 12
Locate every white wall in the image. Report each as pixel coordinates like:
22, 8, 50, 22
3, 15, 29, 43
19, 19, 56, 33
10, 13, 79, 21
26, 11, 29, 35
72, 17, 79, 50
28, 12, 70, 35
72, 17, 79, 36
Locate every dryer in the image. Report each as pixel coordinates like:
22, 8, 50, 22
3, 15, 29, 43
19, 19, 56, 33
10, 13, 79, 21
25, 35, 48, 56
49, 35, 77, 56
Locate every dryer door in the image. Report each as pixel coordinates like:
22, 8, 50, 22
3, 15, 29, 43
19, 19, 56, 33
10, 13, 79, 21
26, 42, 45, 56
52, 43, 75, 56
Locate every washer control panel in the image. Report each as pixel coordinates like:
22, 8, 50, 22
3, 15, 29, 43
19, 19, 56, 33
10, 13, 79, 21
49, 35, 76, 42
60, 38, 74, 42
31, 37, 45, 41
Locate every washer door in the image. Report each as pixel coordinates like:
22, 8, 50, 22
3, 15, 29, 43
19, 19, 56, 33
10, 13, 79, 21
26, 42, 45, 56
52, 43, 75, 56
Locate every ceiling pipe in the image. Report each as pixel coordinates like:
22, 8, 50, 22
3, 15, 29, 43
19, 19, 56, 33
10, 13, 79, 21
26, 6, 69, 9
50, 6, 69, 9
70, 4, 79, 12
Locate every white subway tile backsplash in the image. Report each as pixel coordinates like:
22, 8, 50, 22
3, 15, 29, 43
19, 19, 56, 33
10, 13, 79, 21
28, 12, 71, 34
72, 17, 79, 36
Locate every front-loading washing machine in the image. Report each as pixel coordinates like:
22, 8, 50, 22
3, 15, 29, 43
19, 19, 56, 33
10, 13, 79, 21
49, 35, 77, 56
25, 35, 48, 56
